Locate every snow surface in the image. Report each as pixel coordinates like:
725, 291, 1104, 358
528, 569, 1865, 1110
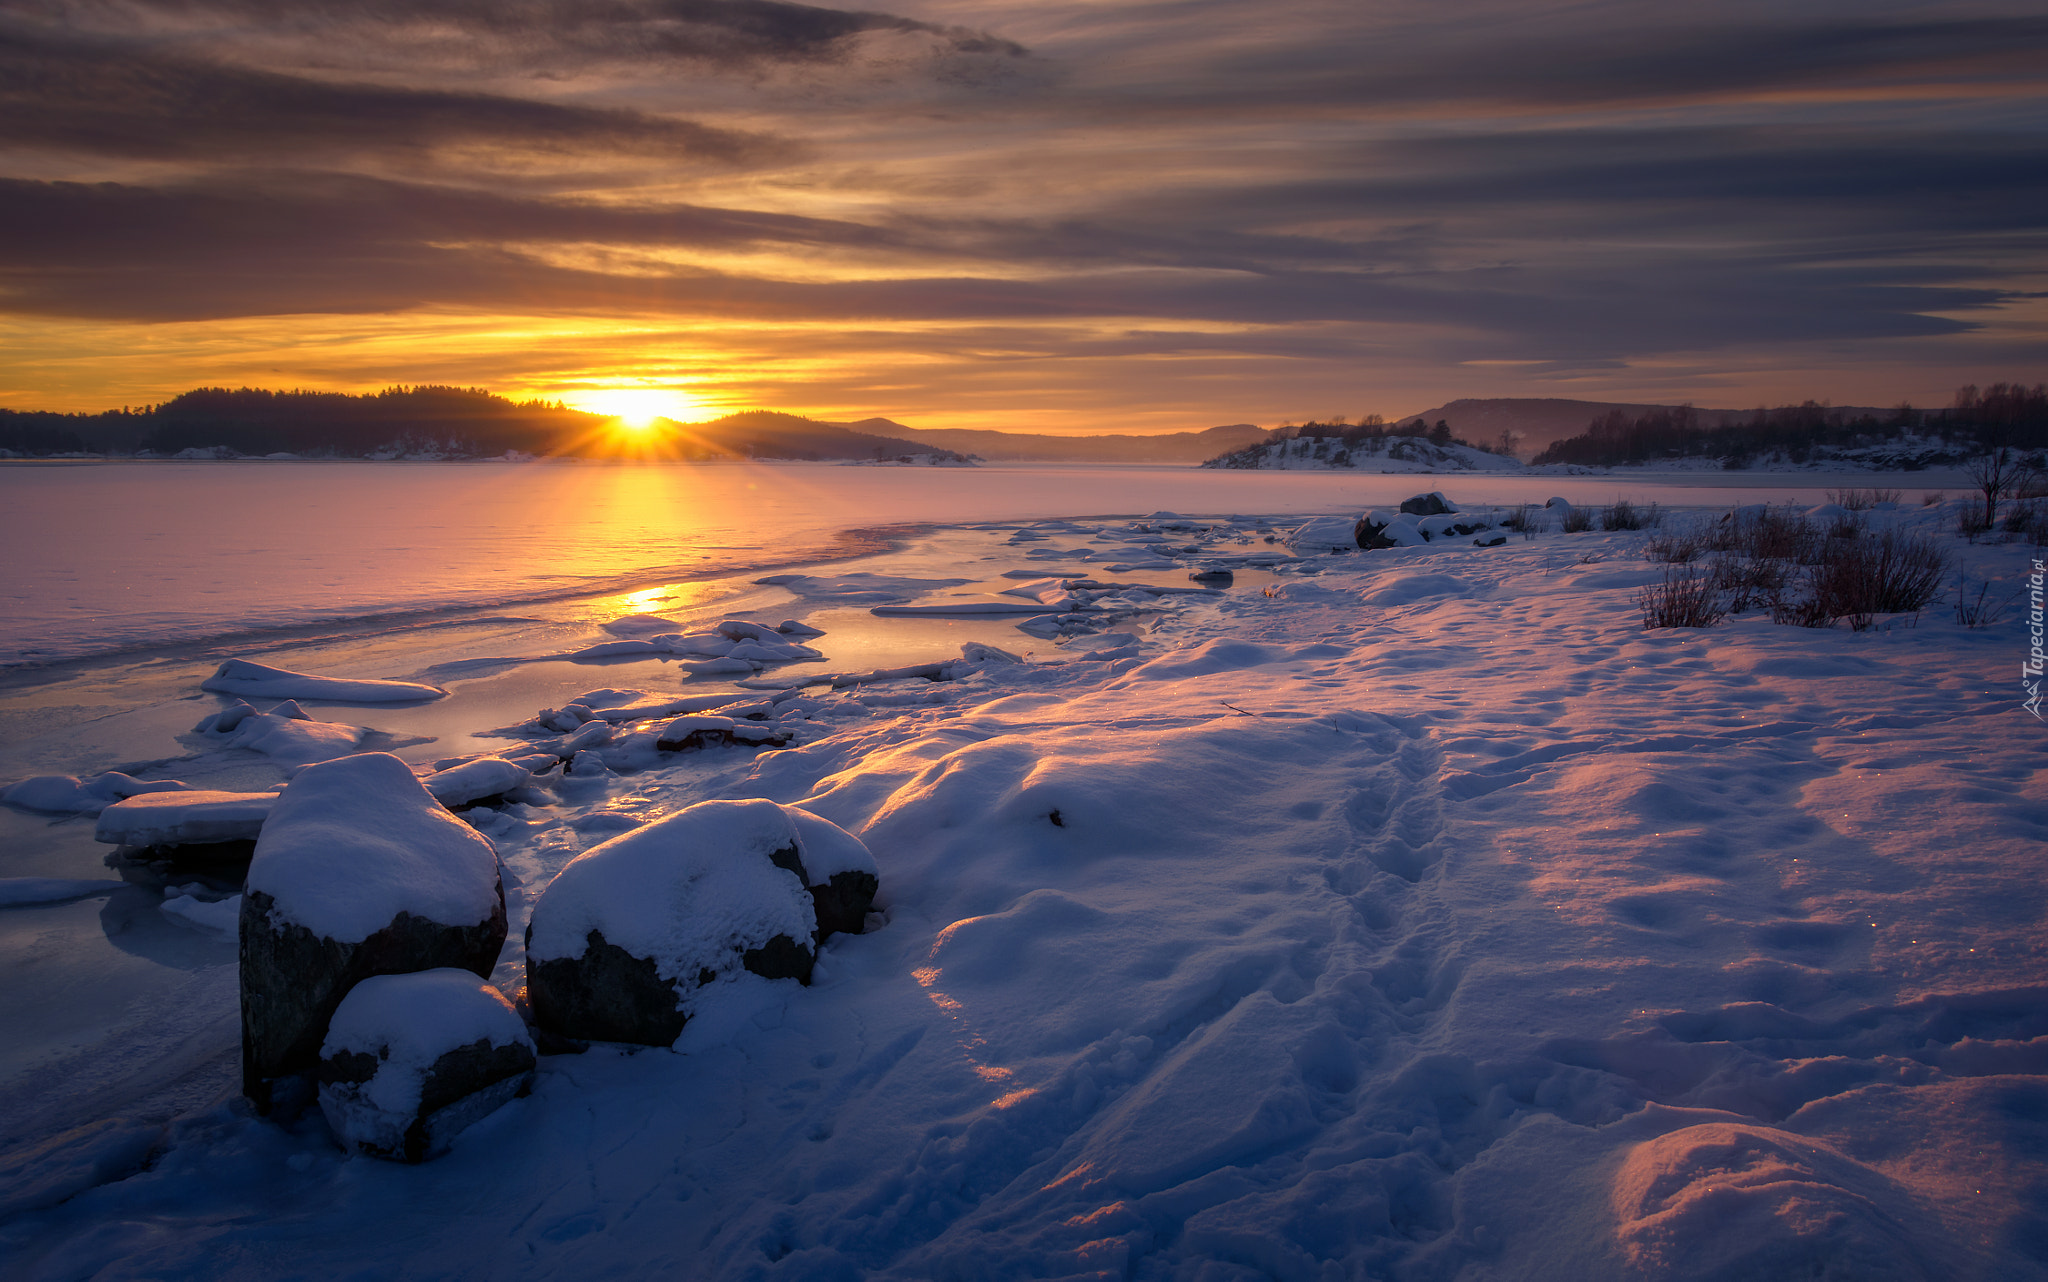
0, 490, 2040, 1280
200, 659, 445, 703
0, 878, 124, 907
246, 753, 501, 943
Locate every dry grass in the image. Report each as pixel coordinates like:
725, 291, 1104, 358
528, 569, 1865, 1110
1827, 487, 1902, 510
1560, 505, 1595, 533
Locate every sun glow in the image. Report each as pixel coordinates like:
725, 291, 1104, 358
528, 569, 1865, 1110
567, 386, 704, 428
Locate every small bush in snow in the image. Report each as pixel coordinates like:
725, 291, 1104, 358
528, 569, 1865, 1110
1560, 505, 1595, 533
1637, 569, 1725, 630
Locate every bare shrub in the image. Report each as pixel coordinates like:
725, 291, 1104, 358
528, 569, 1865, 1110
1708, 507, 1816, 561
1601, 499, 1645, 531
1828, 487, 1903, 510
1503, 504, 1545, 537
1921, 491, 1944, 507
1637, 569, 1725, 629
1710, 554, 1790, 613
1645, 527, 1703, 563
1807, 528, 1949, 618
1560, 505, 1594, 533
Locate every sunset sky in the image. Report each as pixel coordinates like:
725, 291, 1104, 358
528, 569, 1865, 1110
3, 0, 2044, 432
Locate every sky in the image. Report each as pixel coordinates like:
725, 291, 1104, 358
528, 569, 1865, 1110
1, 0, 2044, 433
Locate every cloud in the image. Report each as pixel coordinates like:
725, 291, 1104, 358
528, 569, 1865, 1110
8, 0, 1028, 73
0, 22, 792, 165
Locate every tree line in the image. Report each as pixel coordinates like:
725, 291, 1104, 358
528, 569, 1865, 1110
1530, 384, 2048, 468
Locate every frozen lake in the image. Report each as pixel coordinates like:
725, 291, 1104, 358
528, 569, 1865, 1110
0, 460, 1958, 669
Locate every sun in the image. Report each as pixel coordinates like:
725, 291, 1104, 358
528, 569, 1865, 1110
566, 387, 703, 429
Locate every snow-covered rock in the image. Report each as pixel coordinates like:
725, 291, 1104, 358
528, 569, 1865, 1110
317, 970, 536, 1163
525, 799, 876, 1046
201, 659, 446, 703
1398, 491, 1459, 516
94, 790, 278, 849
240, 753, 506, 1110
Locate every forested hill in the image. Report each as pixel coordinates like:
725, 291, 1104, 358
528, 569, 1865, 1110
0, 389, 969, 462
1530, 384, 2048, 468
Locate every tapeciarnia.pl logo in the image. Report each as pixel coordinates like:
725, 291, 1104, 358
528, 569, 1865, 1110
2027, 557, 2044, 720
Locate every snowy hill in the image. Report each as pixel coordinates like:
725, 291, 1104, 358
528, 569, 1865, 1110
842, 419, 1267, 463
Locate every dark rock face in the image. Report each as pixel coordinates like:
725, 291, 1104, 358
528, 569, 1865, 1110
809, 870, 879, 941
319, 1037, 536, 1163
240, 887, 507, 1112
1356, 515, 1398, 549
527, 926, 814, 1046
1399, 492, 1452, 516
527, 928, 687, 1046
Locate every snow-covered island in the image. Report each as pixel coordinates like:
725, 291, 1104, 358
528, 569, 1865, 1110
0, 485, 2042, 1279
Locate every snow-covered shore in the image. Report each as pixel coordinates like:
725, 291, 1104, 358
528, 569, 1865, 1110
1, 495, 2042, 1279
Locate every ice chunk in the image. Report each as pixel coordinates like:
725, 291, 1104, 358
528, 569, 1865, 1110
94, 791, 278, 847
0, 878, 125, 906
201, 659, 445, 703
247, 752, 502, 944
421, 758, 532, 809
1283, 516, 1362, 552
755, 572, 972, 603
599, 613, 681, 636
1, 772, 191, 816
217, 711, 368, 769
160, 890, 241, 936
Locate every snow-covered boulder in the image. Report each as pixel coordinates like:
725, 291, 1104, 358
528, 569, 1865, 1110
1399, 491, 1459, 516
240, 753, 506, 1111
317, 970, 535, 1163
525, 799, 876, 1046
201, 658, 446, 703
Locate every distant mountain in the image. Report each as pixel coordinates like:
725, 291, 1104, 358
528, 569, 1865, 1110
841, 419, 1266, 463
1393, 398, 1895, 455
685, 411, 970, 463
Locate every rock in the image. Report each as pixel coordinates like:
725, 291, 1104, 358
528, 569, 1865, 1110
1188, 568, 1234, 584
1355, 510, 1427, 549
1473, 532, 1508, 547
1398, 491, 1458, 516
240, 753, 506, 1112
525, 800, 876, 1046
318, 969, 536, 1163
